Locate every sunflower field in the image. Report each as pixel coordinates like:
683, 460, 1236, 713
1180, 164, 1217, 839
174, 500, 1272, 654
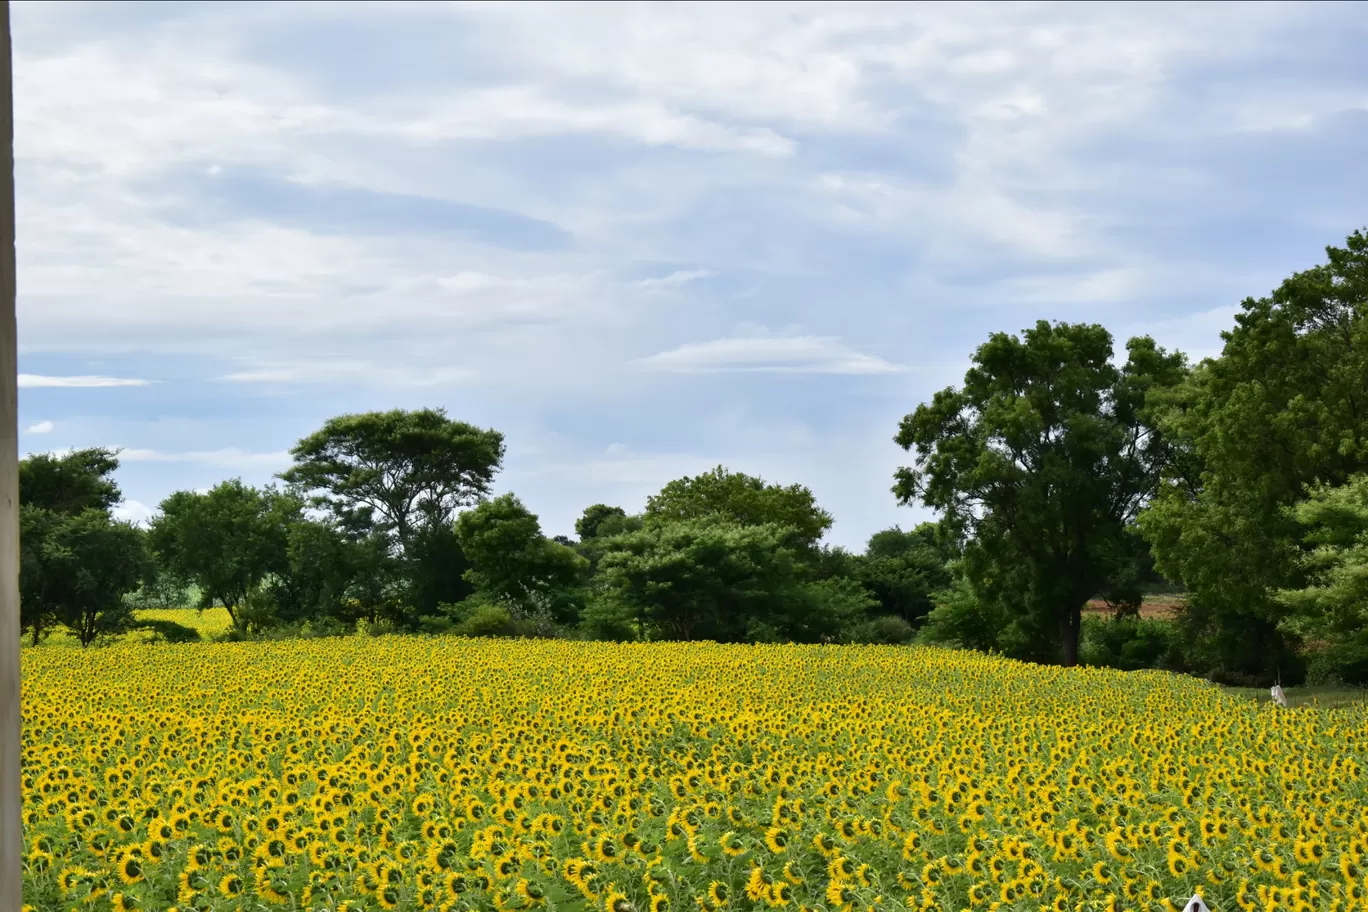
19, 638, 1368, 912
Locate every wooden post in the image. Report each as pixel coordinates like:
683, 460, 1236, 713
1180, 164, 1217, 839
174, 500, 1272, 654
0, 2, 19, 910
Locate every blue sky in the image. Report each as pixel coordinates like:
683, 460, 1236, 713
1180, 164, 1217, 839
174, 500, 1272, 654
12, 1, 1368, 548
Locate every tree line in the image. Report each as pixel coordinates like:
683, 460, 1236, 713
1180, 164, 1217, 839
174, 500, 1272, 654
19, 229, 1368, 687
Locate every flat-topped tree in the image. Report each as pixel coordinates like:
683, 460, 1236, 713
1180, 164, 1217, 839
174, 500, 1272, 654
895, 321, 1187, 666
281, 408, 505, 555
644, 466, 833, 552
19, 447, 121, 516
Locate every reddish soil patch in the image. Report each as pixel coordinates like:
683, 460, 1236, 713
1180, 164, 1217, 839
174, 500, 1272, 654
1083, 597, 1184, 619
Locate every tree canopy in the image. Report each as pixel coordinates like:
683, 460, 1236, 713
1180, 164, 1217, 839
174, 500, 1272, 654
895, 322, 1188, 665
20, 447, 121, 515
148, 480, 293, 624
455, 494, 586, 624
1274, 474, 1368, 682
282, 408, 505, 551
19, 448, 146, 646
1139, 229, 1368, 681
644, 466, 833, 551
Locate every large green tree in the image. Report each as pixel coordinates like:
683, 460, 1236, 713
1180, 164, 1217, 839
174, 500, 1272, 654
1273, 474, 1368, 684
895, 321, 1187, 665
35, 510, 149, 646
19, 505, 65, 645
148, 480, 292, 626
19, 448, 131, 644
281, 408, 505, 553
645, 466, 833, 551
1139, 229, 1368, 682
455, 494, 586, 624
591, 517, 867, 643
857, 523, 958, 624
19, 447, 121, 515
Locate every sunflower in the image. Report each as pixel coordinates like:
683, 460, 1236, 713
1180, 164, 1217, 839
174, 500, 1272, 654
745, 866, 772, 902
766, 882, 794, 908
764, 827, 789, 854
594, 834, 621, 863
516, 879, 547, 906
603, 884, 633, 912
825, 881, 856, 912
707, 881, 730, 906
116, 852, 144, 885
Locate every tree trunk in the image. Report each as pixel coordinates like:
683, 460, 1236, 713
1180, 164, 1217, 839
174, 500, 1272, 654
1061, 603, 1082, 667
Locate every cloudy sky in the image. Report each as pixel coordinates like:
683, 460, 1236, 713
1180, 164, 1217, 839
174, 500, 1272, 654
13, 1, 1368, 547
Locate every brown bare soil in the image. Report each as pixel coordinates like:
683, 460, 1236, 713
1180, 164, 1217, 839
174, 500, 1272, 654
1083, 596, 1184, 619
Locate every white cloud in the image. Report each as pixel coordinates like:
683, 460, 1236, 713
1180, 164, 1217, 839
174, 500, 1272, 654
24, 419, 54, 435
636, 333, 905, 375
393, 87, 795, 156
112, 499, 155, 527
8, 1, 1363, 550
632, 269, 715, 291
18, 374, 151, 388
116, 447, 293, 470
217, 359, 475, 389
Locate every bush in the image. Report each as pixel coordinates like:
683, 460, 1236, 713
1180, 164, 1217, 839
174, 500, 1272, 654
578, 592, 639, 642
1079, 615, 1185, 672
849, 615, 915, 645
917, 574, 1012, 654
1304, 641, 1368, 687
453, 604, 517, 638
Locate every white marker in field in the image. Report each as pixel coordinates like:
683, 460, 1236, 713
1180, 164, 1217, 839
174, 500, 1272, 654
1270, 685, 1288, 707
1184, 896, 1211, 912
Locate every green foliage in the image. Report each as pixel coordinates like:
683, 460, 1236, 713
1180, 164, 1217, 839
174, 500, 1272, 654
896, 321, 1188, 665
455, 494, 587, 624
576, 504, 629, 541
794, 576, 880, 642
19, 449, 139, 646
452, 603, 517, 638
1304, 644, 1368, 688
41, 510, 149, 646
148, 480, 292, 627
123, 571, 192, 611
20, 505, 64, 645
592, 516, 844, 643
397, 520, 475, 622
916, 569, 1017, 655
853, 523, 957, 624
1078, 615, 1184, 672
1273, 474, 1368, 685
645, 466, 833, 551
420, 594, 557, 640
848, 615, 916, 646
1140, 229, 1368, 684
19, 447, 122, 515
235, 586, 284, 636
578, 590, 640, 642
281, 408, 505, 552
